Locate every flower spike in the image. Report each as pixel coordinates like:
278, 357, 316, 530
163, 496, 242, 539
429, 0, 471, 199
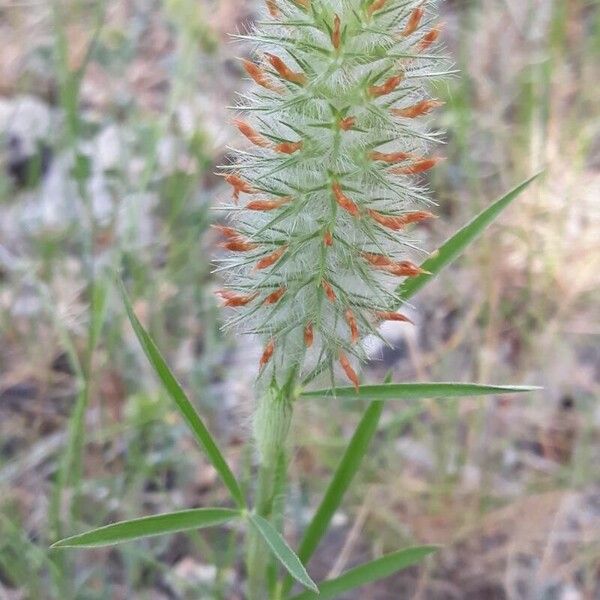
218, 0, 446, 386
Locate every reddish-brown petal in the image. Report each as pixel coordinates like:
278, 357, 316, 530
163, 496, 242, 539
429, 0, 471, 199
266, 0, 280, 18
402, 7, 424, 36
391, 157, 442, 175
418, 25, 442, 51
339, 352, 360, 391
339, 116, 356, 131
242, 59, 283, 93
368, 73, 404, 98
332, 182, 360, 216
367, 0, 387, 17
391, 99, 444, 119
322, 280, 336, 302
368, 209, 435, 230
293, 0, 310, 8
275, 140, 303, 154
369, 150, 412, 163
246, 197, 291, 211
221, 239, 258, 252
234, 119, 271, 148
331, 14, 341, 49
216, 290, 258, 307
375, 311, 414, 324
264, 286, 286, 304
255, 245, 287, 270
345, 309, 360, 343
212, 224, 240, 240
304, 322, 314, 347
265, 53, 307, 85
323, 230, 333, 246
225, 174, 255, 202
259, 338, 275, 368
362, 252, 393, 267
384, 261, 427, 277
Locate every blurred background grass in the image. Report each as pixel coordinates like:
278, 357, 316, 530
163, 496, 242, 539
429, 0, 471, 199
0, 1, 599, 598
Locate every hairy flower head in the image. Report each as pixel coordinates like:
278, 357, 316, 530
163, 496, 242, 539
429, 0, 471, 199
216, 0, 448, 387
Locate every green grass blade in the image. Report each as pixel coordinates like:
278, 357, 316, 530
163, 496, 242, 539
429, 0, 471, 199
289, 546, 439, 600
397, 173, 542, 302
118, 280, 245, 508
248, 514, 318, 593
301, 382, 540, 400
51, 508, 240, 549
282, 400, 385, 597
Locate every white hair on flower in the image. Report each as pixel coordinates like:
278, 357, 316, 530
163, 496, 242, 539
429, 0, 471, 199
216, 0, 449, 389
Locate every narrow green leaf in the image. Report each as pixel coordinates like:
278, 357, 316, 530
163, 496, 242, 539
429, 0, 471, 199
282, 400, 385, 597
118, 280, 245, 508
397, 173, 542, 302
51, 508, 240, 549
248, 514, 318, 593
289, 546, 439, 600
301, 382, 540, 400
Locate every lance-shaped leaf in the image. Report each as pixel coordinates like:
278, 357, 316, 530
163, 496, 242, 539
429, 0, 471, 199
248, 513, 318, 593
118, 280, 245, 508
289, 546, 439, 600
301, 382, 540, 400
51, 508, 240, 549
397, 173, 542, 302
290, 175, 541, 586
293, 401, 384, 571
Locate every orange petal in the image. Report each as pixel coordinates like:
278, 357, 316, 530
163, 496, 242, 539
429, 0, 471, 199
242, 59, 283, 93
368, 209, 435, 230
264, 286, 286, 304
367, 0, 387, 18
345, 309, 360, 343
339, 352, 360, 391
259, 338, 275, 368
402, 7, 424, 36
418, 24, 442, 51
225, 174, 255, 202
369, 150, 412, 163
384, 261, 427, 277
266, 0, 280, 18
339, 116, 356, 131
331, 14, 341, 49
221, 239, 258, 252
391, 99, 444, 119
304, 322, 314, 347
265, 53, 307, 85
255, 245, 287, 270
275, 140, 303, 154
322, 280, 336, 302
234, 119, 271, 148
246, 197, 291, 211
212, 224, 240, 240
323, 230, 333, 246
332, 182, 360, 216
362, 251, 394, 267
216, 290, 258, 307
375, 311, 414, 324
368, 73, 404, 98
391, 157, 442, 175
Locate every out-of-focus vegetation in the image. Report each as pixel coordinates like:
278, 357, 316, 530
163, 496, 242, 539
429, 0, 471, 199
0, 1, 599, 598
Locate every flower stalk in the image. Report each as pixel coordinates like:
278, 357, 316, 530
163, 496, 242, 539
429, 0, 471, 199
216, 0, 447, 595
